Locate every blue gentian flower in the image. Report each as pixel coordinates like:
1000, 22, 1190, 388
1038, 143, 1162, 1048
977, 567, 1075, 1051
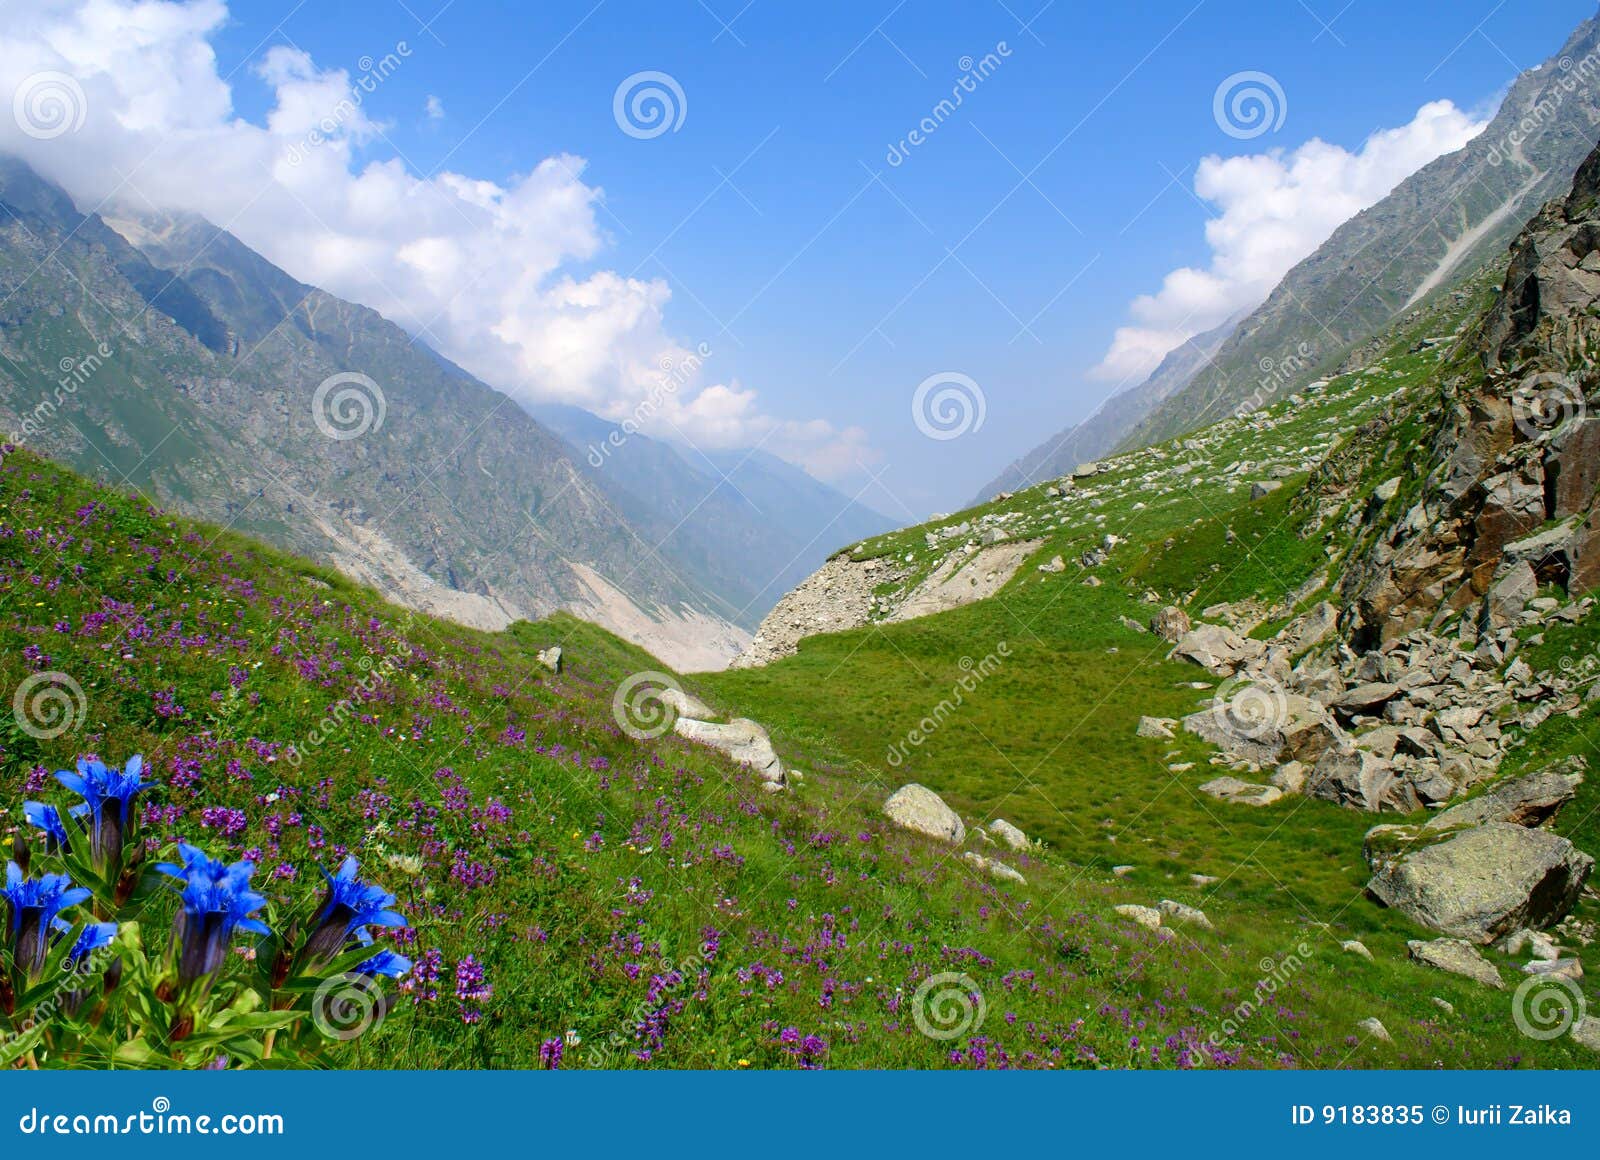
162, 848, 270, 983
54, 755, 155, 869
302, 857, 406, 965
353, 929, 412, 980
3, 862, 92, 978
21, 802, 73, 852
68, 922, 118, 967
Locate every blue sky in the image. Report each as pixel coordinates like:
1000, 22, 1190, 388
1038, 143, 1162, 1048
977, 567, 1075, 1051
10, 0, 1597, 516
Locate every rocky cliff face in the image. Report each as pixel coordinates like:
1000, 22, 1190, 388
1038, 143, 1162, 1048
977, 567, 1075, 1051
1343, 138, 1600, 648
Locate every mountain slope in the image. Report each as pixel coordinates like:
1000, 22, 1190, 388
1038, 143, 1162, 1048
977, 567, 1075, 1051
530, 404, 896, 627
973, 310, 1243, 503
1123, 9, 1600, 449
0, 157, 745, 669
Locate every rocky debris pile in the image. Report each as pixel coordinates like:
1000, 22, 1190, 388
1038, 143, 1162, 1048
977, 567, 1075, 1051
732, 555, 905, 668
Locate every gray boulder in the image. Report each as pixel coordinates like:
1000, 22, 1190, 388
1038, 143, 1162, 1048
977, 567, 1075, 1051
883, 783, 965, 843
1170, 624, 1266, 676
1366, 822, 1594, 944
1407, 937, 1504, 989
1198, 776, 1283, 807
1307, 744, 1414, 812
673, 717, 785, 784
1150, 605, 1192, 643
1424, 759, 1585, 831
988, 818, 1030, 851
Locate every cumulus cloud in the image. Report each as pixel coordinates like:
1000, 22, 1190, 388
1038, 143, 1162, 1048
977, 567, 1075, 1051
1092, 99, 1491, 382
0, 0, 871, 477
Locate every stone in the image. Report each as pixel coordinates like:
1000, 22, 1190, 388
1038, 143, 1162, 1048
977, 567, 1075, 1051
1072, 462, 1102, 479
536, 646, 563, 673
1111, 865, 1136, 877
1481, 562, 1537, 630
1114, 904, 1163, 930
1307, 744, 1413, 812
962, 851, 1026, 885
659, 686, 714, 720
1038, 555, 1066, 573
1407, 937, 1504, 988
1170, 623, 1267, 676
1424, 760, 1585, 831
1137, 715, 1177, 739
1150, 605, 1192, 643
1332, 682, 1401, 712
1356, 1017, 1391, 1043
1156, 899, 1214, 930
988, 818, 1030, 852
1366, 822, 1595, 944
1271, 761, 1308, 794
1250, 480, 1283, 500
1573, 1018, 1600, 1054
1280, 600, 1339, 655
1198, 776, 1283, 807
1521, 957, 1582, 981
883, 783, 965, 843
673, 717, 785, 784
1341, 939, 1373, 961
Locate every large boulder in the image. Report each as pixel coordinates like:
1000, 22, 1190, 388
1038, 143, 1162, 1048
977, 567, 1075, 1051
883, 783, 965, 844
1424, 759, 1584, 831
988, 818, 1030, 851
673, 717, 785, 784
1150, 605, 1192, 643
1182, 690, 1337, 766
1307, 744, 1414, 812
1170, 624, 1266, 676
1366, 822, 1594, 944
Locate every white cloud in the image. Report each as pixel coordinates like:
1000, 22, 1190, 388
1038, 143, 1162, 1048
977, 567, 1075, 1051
1092, 99, 1491, 383
0, 0, 872, 477
424, 93, 443, 121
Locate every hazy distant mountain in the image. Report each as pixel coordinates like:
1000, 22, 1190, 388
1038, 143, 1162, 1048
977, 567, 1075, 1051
0, 156, 747, 668
972, 310, 1244, 504
531, 404, 896, 624
1124, 8, 1600, 449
